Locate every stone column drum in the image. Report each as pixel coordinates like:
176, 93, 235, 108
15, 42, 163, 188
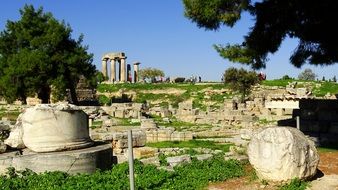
101, 59, 108, 79
21, 104, 94, 152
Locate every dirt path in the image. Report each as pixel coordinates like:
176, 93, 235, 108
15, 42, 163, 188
208, 151, 338, 190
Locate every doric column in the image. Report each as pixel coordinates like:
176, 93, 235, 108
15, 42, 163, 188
133, 62, 140, 83
101, 59, 108, 80
120, 58, 127, 82
110, 59, 116, 83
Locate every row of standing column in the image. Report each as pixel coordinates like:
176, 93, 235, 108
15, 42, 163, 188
102, 59, 140, 83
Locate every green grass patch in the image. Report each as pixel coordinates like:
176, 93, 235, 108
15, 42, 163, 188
147, 140, 232, 152
117, 118, 140, 126
278, 178, 309, 190
0, 111, 21, 121
98, 95, 111, 106
317, 144, 338, 153
0, 157, 244, 190
312, 81, 338, 97
96, 82, 231, 110
262, 79, 295, 87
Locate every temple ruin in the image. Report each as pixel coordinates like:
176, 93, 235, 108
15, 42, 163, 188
101, 52, 140, 83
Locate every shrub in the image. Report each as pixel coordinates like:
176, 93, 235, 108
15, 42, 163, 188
174, 77, 186, 83
298, 69, 316, 81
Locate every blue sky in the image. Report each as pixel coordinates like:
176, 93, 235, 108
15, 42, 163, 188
1, 0, 337, 81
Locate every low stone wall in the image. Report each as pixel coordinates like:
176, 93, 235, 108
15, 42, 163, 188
145, 129, 193, 143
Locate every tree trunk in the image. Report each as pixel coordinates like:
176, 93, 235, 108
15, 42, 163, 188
38, 85, 51, 103
68, 84, 78, 105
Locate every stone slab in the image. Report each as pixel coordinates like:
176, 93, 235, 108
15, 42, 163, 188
265, 100, 299, 109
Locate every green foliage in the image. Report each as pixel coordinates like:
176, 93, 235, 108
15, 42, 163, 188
183, 0, 338, 69
98, 95, 111, 105
174, 77, 185, 83
96, 83, 230, 110
147, 140, 232, 153
278, 178, 308, 190
0, 111, 21, 121
0, 5, 95, 104
312, 82, 338, 97
262, 79, 294, 87
298, 69, 316, 81
223, 67, 259, 102
281, 75, 292, 80
0, 157, 244, 190
317, 143, 338, 153
139, 67, 165, 82
183, 0, 248, 29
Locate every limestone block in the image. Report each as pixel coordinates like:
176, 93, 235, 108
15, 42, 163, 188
171, 131, 185, 141
194, 154, 212, 161
26, 97, 42, 106
115, 110, 125, 118
0, 151, 20, 172
112, 130, 146, 149
0, 144, 112, 175
130, 147, 158, 159
296, 88, 307, 96
157, 129, 173, 142
145, 130, 158, 143
276, 108, 285, 116
133, 130, 147, 147
265, 100, 299, 109
0, 141, 6, 153
248, 127, 319, 181
21, 104, 93, 152
140, 157, 160, 166
4, 113, 25, 149
166, 154, 191, 167
184, 132, 193, 141
140, 119, 157, 129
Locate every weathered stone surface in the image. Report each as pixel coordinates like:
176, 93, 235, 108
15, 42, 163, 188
0, 141, 6, 153
194, 154, 213, 161
4, 113, 25, 149
0, 144, 112, 175
307, 174, 338, 190
248, 127, 319, 181
140, 157, 160, 166
112, 130, 146, 149
166, 154, 191, 167
140, 119, 157, 129
21, 104, 93, 152
129, 147, 158, 159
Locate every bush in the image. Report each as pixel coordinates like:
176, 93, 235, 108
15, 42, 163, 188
0, 157, 244, 190
278, 178, 308, 190
298, 69, 316, 81
223, 67, 259, 102
98, 95, 111, 106
281, 75, 292, 80
174, 77, 186, 83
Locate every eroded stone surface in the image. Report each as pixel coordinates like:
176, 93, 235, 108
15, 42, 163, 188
248, 127, 319, 181
0, 144, 112, 174
0, 141, 6, 153
4, 113, 25, 149
21, 104, 93, 152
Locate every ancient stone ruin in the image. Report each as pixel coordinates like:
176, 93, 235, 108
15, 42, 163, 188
248, 127, 319, 181
0, 103, 112, 174
101, 52, 141, 83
